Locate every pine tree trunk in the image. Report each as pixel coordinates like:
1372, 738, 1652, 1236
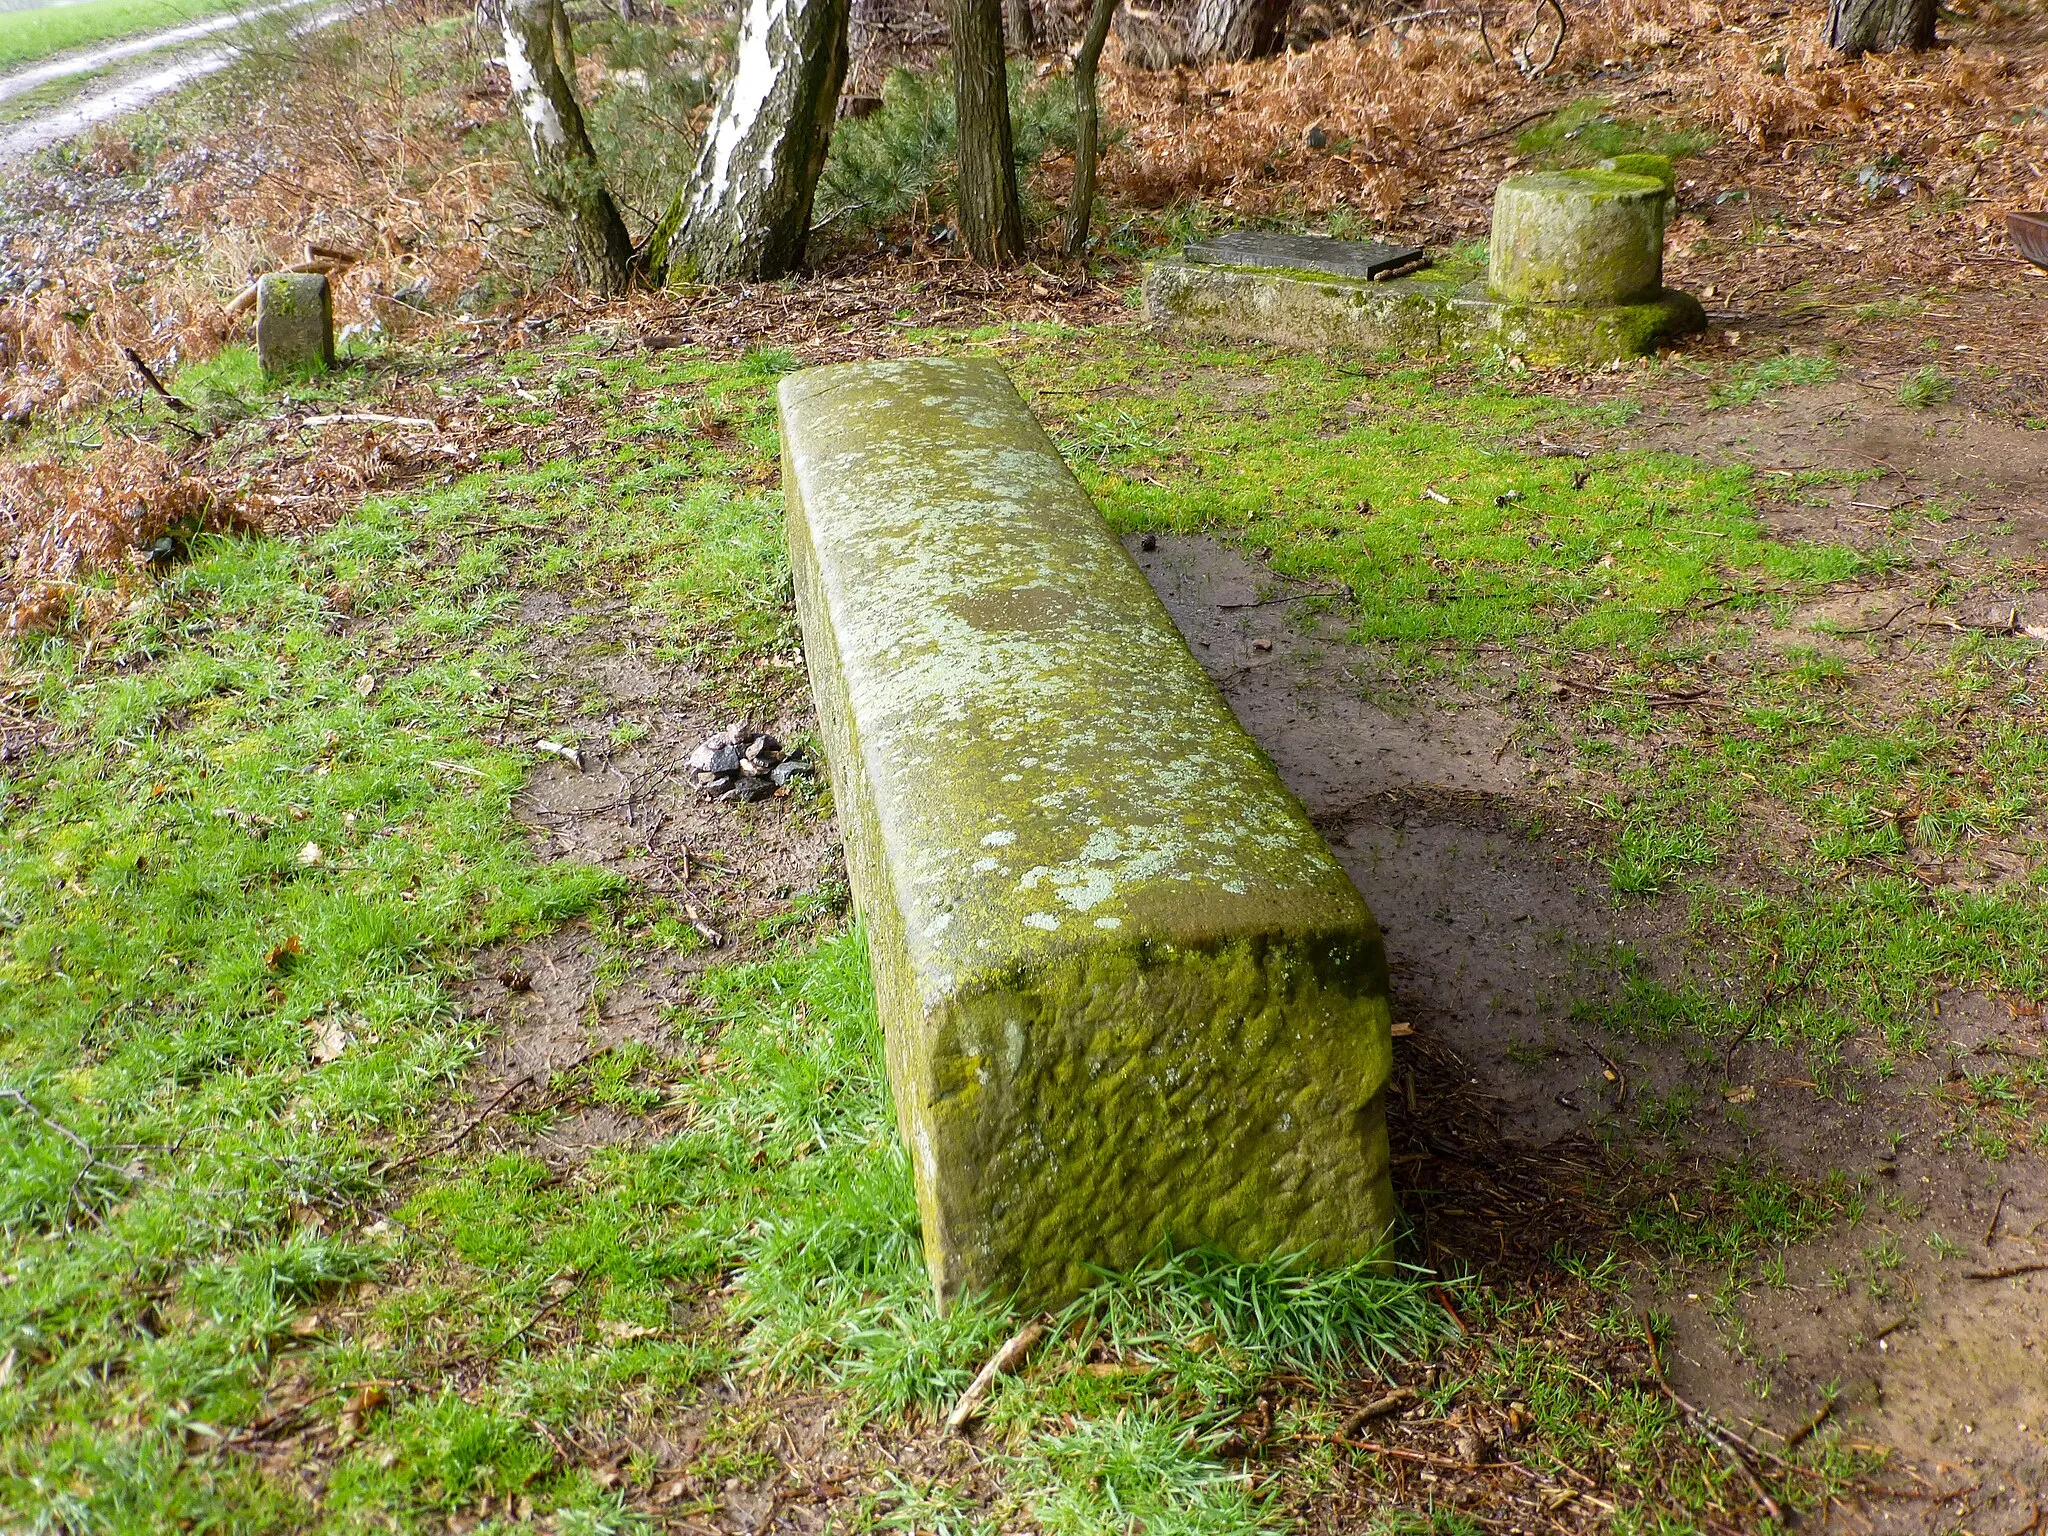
1187, 0, 1289, 61
656, 0, 852, 282
950, 0, 1025, 265
1064, 0, 1116, 259
1827, 0, 1934, 55
1003, 0, 1036, 53
501, 0, 636, 296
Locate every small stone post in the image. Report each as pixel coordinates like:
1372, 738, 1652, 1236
1489, 169, 1669, 306
255, 273, 335, 377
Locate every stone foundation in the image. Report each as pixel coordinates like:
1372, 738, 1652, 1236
1144, 252, 1704, 367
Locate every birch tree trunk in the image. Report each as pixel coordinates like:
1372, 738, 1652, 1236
1186, 0, 1289, 61
502, 0, 636, 295
950, 0, 1025, 265
655, 0, 851, 282
1827, 0, 1934, 54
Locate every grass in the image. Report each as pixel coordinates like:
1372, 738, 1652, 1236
0, 313, 2011, 1529
0, 321, 1900, 1531
1897, 364, 1955, 409
1514, 96, 1716, 170
0, 0, 277, 71
1706, 352, 1840, 408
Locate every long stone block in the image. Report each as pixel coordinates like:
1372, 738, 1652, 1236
778, 357, 1397, 1308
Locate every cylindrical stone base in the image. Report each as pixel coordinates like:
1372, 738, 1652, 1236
1489, 170, 1668, 306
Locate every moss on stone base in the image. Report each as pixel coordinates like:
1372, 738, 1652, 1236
1143, 258, 1704, 367
779, 357, 1399, 1309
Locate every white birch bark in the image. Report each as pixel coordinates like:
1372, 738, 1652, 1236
655, 0, 851, 282
501, 0, 636, 294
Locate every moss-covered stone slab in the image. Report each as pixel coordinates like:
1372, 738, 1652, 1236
1144, 248, 1704, 367
779, 357, 1398, 1309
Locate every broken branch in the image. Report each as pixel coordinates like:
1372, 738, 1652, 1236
945, 1320, 1046, 1432
120, 347, 191, 412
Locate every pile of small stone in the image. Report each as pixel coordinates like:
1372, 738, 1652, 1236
687, 724, 813, 802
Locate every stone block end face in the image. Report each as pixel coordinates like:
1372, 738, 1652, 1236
256, 273, 335, 376
1489, 170, 1668, 306
779, 356, 1399, 1310
912, 930, 1398, 1309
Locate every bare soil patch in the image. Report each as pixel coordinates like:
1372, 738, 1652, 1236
1136, 532, 2048, 1527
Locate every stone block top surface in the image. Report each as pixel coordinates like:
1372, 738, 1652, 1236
1183, 229, 1424, 282
780, 357, 1377, 997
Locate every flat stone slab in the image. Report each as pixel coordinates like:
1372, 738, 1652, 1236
1184, 230, 1424, 282
1145, 250, 1704, 366
779, 357, 1398, 1308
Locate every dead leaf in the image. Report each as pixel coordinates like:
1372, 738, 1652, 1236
265, 935, 304, 971
310, 1016, 349, 1064
338, 1382, 388, 1439
355, 672, 377, 699
298, 842, 324, 867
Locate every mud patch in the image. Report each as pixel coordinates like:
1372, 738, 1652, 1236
1614, 380, 2048, 572
441, 588, 841, 1162
1135, 532, 2048, 1526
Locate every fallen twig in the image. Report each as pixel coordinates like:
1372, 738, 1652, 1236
1215, 586, 1350, 610
1985, 1188, 2008, 1248
1782, 1396, 1835, 1450
1444, 104, 1557, 150
1339, 1387, 1415, 1437
945, 1320, 1046, 1432
1964, 1260, 2048, 1281
0, 1088, 97, 1161
384, 1074, 535, 1172
299, 413, 441, 432
1642, 1312, 1785, 1524
121, 347, 191, 413
1831, 601, 1916, 637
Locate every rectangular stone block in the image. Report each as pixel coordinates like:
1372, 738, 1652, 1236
256, 272, 335, 377
1145, 251, 1704, 367
778, 357, 1397, 1308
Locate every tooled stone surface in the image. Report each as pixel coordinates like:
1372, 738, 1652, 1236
779, 357, 1396, 1307
255, 272, 334, 376
1488, 169, 1669, 306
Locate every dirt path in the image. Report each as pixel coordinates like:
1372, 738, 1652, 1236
0, 0, 306, 104
0, 0, 340, 163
